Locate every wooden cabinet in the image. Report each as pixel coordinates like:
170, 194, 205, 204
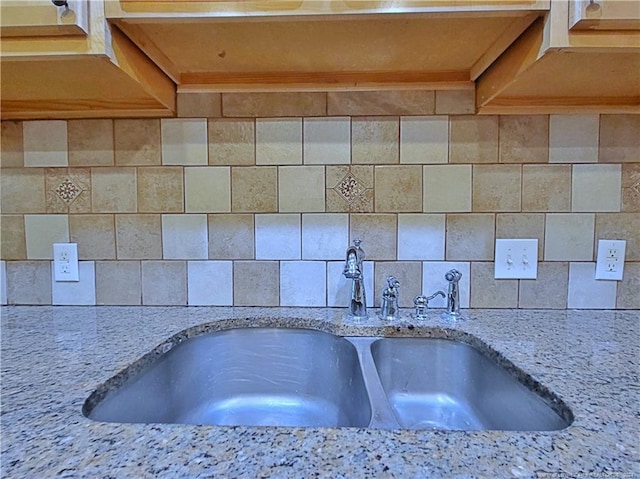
477, 0, 640, 113
105, 1, 548, 94
0, 0, 175, 119
569, 0, 640, 31
0, 0, 89, 37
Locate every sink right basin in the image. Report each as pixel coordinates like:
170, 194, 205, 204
370, 337, 572, 431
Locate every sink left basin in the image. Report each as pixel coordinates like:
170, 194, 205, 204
84, 328, 372, 428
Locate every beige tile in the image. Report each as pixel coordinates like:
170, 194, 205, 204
302, 213, 349, 260
303, 117, 350, 165
233, 261, 279, 306
177, 92, 221, 118
208, 119, 255, 166
349, 214, 397, 260
617, 262, 640, 309
185, 166, 230, 213
423, 165, 472, 213
352, 117, 399, 165
162, 214, 208, 260
549, 115, 599, 163
522, 165, 571, 212
256, 118, 302, 165
51, 261, 96, 306
0, 169, 45, 214
518, 262, 568, 309
596, 213, 640, 261
326, 166, 374, 213
68, 119, 114, 167
599, 114, 640, 163
115, 214, 162, 260
45, 167, 91, 214
6, 261, 51, 305
446, 214, 495, 261
114, 119, 161, 166
91, 167, 137, 213
141, 261, 187, 305
544, 213, 595, 261
23, 121, 68, 167
327, 90, 434, 116
255, 214, 301, 260
279, 166, 325, 212
231, 166, 277, 213
397, 214, 445, 260
374, 262, 422, 308
499, 115, 549, 163
161, 119, 208, 166
472, 164, 521, 212
1, 215, 26, 260
374, 165, 422, 212
449, 116, 498, 164
400, 116, 448, 164
1, 121, 24, 167
622, 163, 640, 213
567, 262, 617, 309
223, 92, 326, 117
496, 213, 545, 257
24, 215, 69, 259
69, 215, 115, 260
95, 261, 141, 305
208, 214, 255, 260
572, 164, 622, 212
188, 261, 233, 306
137, 167, 184, 213
469, 262, 518, 308
435, 90, 475, 115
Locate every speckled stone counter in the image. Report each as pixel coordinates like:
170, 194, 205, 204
1, 306, 638, 479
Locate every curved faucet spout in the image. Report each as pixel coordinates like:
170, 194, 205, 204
343, 239, 367, 319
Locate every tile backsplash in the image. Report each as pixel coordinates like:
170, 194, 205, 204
1, 91, 639, 309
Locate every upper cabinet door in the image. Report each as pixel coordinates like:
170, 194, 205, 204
0, 0, 89, 38
570, 0, 640, 31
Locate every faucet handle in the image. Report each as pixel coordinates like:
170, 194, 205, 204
413, 291, 446, 320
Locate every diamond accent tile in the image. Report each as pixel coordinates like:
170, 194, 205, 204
631, 179, 640, 197
55, 179, 82, 204
334, 172, 366, 204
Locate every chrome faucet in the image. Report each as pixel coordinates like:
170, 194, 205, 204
379, 276, 400, 321
343, 239, 367, 319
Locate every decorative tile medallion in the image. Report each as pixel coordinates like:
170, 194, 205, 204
631, 179, 640, 197
334, 172, 366, 204
55, 178, 82, 204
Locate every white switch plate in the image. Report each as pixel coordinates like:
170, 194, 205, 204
53, 243, 79, 282
595, 239, 626, 281
495, 239, 538, 279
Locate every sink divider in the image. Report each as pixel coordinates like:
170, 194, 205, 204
346, 337, 401, 430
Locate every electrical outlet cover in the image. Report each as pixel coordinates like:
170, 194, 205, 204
53, 243, 79, 282
595, 239, 626, 281
495, 239, 538, 279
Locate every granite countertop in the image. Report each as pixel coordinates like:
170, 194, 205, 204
1, 306, 638, 478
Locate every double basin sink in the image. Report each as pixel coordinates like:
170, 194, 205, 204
84, 328, 572, 431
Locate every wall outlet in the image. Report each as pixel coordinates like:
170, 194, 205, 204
595, 239, 626, 281
53, 243, 79, 282
494, 239, 538, 279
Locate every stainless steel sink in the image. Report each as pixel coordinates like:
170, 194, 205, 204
84, 328, 572, 431
369, 337, 571, 431
85, 328, 371, 428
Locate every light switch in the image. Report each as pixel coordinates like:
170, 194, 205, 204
494, 239, 538, 279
